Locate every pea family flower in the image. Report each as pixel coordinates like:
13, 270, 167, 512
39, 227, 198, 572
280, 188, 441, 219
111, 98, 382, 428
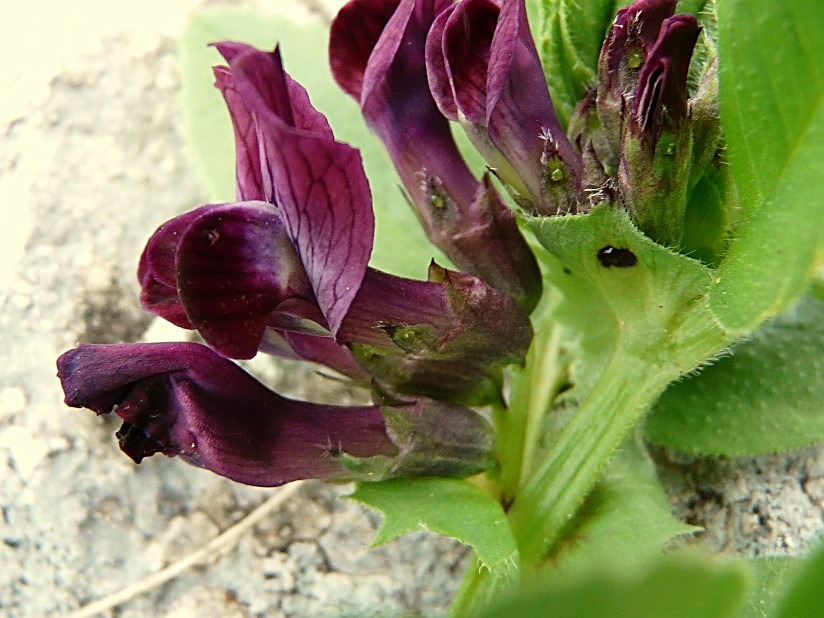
424, 0, 583, 215
57, 343, 494, 485
330, 0, 542, 311
58, 41, 532, 486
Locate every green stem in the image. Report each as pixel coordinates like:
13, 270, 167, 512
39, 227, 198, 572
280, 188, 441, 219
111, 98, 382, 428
449, 554, 517, 617
508, 348, 672, 570
500, 322, 564, 499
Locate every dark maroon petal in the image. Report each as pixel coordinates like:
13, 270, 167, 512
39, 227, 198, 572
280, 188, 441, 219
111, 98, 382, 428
441, 0, 499, 125
329, 0, 402, 100
214, 42, 334, 139
213, 66, 264, 201
633, 14, 700, 135
174, 201, 317, 360
424, 5, 459, 120
486, 0, 581, 202
225, 47, 374, 337
57, 342, 398, 487
138, 207, 224, 329
602, 0, 677, 82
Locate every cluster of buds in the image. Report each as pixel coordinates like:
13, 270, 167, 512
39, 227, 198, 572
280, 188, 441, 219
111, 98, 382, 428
58, 0, 719, 488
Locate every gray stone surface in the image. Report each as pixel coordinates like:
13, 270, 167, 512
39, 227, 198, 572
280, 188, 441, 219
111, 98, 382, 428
1, 1, 822, 617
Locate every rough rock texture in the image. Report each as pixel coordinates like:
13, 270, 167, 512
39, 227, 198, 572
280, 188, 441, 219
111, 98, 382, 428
1, 1, 822, 617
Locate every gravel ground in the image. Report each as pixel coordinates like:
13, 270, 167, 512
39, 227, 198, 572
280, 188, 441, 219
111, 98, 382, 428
1, 1, 821, 616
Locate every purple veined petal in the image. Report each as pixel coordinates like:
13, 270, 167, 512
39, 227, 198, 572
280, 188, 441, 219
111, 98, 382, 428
329, 0, 402, 100
57, 342, 398, 487
486, 0, 582, 202
173, 200, 319, 360
213, 42, 334, 139
214, 66, 265, 201
633, 14, 700, 135
225, 46, 374, 337
138, 206, 226, 330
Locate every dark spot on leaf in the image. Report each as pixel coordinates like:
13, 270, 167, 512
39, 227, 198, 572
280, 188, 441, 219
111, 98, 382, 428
597, 246, 638, 268
563, 267, 572, 275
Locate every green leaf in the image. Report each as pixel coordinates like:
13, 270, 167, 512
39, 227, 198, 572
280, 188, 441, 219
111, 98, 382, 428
739, 556, 796, 618
772, 541, 824, 618
646, 296, 824, 456
179, 8, 439, 278
349, 477, 518, 576
526, 204, 724, 372
550, 437, 696, 574
710, 0, 824, 333
474, 555, 748, 618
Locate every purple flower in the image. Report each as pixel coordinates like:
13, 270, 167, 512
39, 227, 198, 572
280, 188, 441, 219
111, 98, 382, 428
137, 42, 531, 402
58, 343, 494, 486
423, 0, 582, 215
330, 0, 541, 310
58, 40, 532, 485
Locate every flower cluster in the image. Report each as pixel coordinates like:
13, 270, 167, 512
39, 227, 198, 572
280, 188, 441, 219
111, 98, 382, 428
58, 30, 532, 487
58, 0, 712, 488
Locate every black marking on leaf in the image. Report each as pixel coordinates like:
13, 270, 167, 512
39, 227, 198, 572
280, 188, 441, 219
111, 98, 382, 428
597, 246, 638, 268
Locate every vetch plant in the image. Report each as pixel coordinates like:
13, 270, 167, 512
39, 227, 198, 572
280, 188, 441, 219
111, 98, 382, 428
58, 0, 824, 615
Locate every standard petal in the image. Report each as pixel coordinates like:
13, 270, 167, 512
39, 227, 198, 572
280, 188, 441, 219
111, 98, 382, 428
441, 0, 499, 125
424, 5, 459, 121
57, 342, 398, 487
226, 46, 374, 337
213, 66, 264, 201
632, 14, 700, 136
174, 201, 319, 360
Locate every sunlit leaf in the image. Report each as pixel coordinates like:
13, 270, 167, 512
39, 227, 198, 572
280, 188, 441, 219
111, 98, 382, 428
349, 477, 518, 576
710, 0, 824, 333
